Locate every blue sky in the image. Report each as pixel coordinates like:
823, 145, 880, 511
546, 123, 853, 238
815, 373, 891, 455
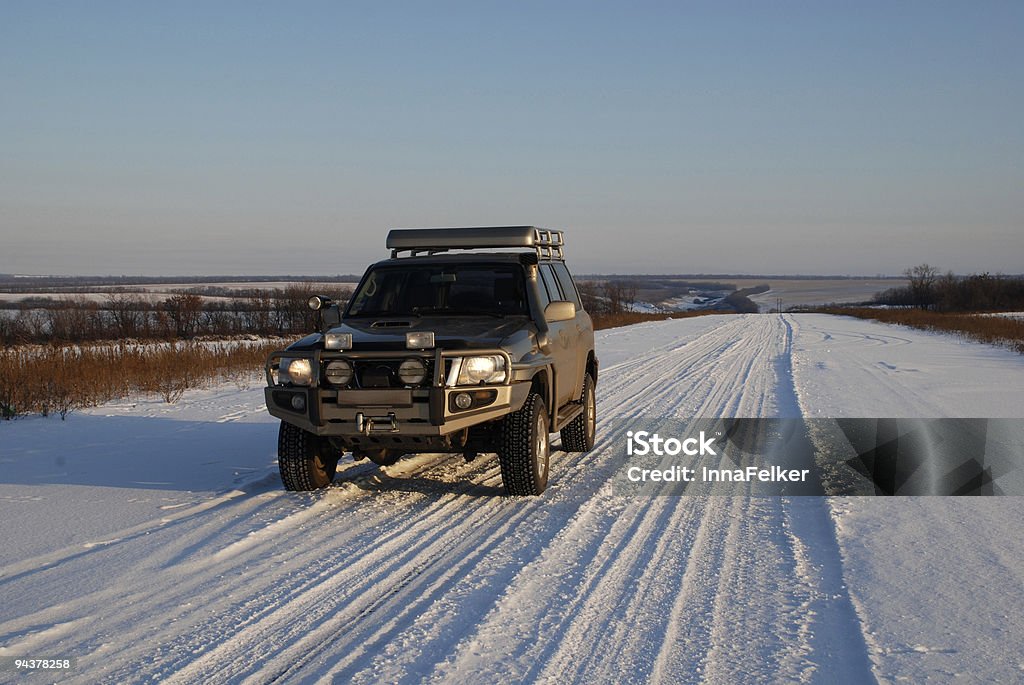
1, 1, 1021, 275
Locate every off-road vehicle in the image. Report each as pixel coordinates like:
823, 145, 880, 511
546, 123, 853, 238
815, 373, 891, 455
264, 226, 598, 495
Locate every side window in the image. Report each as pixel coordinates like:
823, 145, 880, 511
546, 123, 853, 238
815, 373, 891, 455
539, 264, 564, 303
535, 267, 551, 308
552, 263, 582, 308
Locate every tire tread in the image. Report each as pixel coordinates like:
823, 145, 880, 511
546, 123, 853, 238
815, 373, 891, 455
560, 374, 595, 453
498, 393, 545, 496
278, 422, 334, 490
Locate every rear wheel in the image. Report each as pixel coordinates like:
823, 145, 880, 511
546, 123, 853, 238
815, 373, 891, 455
560, 373, 596, 452
498, 393, 550, 496
278, 422, 339, 490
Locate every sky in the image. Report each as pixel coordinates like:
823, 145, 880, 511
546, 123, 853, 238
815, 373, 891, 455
1, 1, 1021, 276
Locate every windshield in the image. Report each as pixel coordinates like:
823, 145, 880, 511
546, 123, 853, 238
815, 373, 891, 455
346, 264, 529, 318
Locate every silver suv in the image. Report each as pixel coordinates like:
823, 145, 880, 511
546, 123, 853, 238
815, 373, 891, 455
264, 226, 597, 495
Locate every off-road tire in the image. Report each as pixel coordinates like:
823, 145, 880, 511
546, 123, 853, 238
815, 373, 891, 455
498, 393, 550, 496
560, 373, 596, 452
278, 421, 339, 491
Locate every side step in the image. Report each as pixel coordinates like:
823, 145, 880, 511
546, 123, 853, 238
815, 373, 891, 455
553, 403, 584, 432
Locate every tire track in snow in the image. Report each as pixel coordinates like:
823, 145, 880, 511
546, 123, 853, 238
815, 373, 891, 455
423, 315, 875, 685
0, 314, 878, 684
172, 317, 767, 683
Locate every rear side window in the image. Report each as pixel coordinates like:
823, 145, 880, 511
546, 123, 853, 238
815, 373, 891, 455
539, 265, 564, 303
552, 263, 582, 308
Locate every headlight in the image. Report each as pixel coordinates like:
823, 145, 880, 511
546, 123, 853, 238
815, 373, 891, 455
457, 355, 506, 385
325, 360, 353, 386
398, 358, 428, 385
282, 358, 314, 386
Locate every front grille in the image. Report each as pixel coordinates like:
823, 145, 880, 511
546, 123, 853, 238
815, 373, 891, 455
345, 358, 434, 389
357, 361, 399, 388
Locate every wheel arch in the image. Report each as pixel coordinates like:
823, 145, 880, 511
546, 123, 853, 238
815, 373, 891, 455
529, 367, 555, 423
586, 351, 598, 386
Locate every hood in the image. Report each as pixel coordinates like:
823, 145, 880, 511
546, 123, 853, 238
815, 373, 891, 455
286, 316, 532, 352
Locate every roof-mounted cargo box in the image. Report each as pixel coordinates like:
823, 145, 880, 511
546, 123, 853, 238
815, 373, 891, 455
386, 226, 564, 261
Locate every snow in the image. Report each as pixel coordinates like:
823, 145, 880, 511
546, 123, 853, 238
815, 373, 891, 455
1, 314, 1022, 683
979, 311, 1024, 320
789, 314, 1024, 417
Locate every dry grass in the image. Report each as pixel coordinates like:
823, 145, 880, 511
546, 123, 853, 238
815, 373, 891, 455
0, 339, 288, 420
815, 307, 1024, 354
591, 309, 727, 331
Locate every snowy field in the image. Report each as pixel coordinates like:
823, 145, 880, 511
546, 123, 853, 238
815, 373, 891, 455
1, 314, 1023, 683
746, 279, 902, 310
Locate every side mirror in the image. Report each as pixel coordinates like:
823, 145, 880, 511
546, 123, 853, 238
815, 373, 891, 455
308, 295, 342, 331
544, 300, 576, 323
321, 303, 342, 330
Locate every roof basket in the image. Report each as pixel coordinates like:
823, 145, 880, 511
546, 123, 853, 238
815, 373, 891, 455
386, 226, 564, 260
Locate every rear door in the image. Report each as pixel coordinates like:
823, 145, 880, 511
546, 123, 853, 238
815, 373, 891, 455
539, 263, 577, 409
552, 262, 592, 398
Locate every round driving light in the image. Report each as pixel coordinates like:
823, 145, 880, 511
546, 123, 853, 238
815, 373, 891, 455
307, 295, 326, 310
285, 358, 314, 386
398, 358, 428, 385
325, 360, 353, 386
290, 394, 306, 411
454, 392, 473, 410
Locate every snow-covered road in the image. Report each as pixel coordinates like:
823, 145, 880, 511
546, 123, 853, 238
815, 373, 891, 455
1, 314, 1022, 683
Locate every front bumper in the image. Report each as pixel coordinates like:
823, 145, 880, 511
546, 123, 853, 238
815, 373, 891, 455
264, 347, 533, 437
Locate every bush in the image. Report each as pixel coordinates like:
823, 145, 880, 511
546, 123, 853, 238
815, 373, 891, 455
0, 339, 288, 420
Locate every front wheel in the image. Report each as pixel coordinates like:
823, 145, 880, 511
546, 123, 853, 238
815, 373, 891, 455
278, 422, 339, 491
498, 393, 550, 496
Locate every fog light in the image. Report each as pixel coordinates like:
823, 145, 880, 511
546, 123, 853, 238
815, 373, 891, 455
325, 360, 353, 385
398, 358, 428, 385
291, 394, 306, 411
454, 392, 473, 410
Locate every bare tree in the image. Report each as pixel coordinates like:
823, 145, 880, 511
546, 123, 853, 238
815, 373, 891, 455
164, 293, 204, 338
576, 280, 604, 315
106, 293, 145, 338
603, 280, 639, 315
905, 263, 939, 310
278, 283, 317, 333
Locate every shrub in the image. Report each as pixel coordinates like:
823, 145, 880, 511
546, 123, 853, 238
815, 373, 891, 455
0, 339, 288, 420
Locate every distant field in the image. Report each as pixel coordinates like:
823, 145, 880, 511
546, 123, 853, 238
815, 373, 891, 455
625, 277, 904, 313
741, 278, 902, 309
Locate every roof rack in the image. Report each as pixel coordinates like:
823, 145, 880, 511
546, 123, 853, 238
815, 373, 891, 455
386, 226, 564, 261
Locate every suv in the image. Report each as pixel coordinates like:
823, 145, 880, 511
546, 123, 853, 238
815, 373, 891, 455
263, 226, 598, 496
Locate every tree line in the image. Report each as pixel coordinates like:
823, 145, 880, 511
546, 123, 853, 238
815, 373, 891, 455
874, 264, 1024, 312
0, 284, 352, 345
